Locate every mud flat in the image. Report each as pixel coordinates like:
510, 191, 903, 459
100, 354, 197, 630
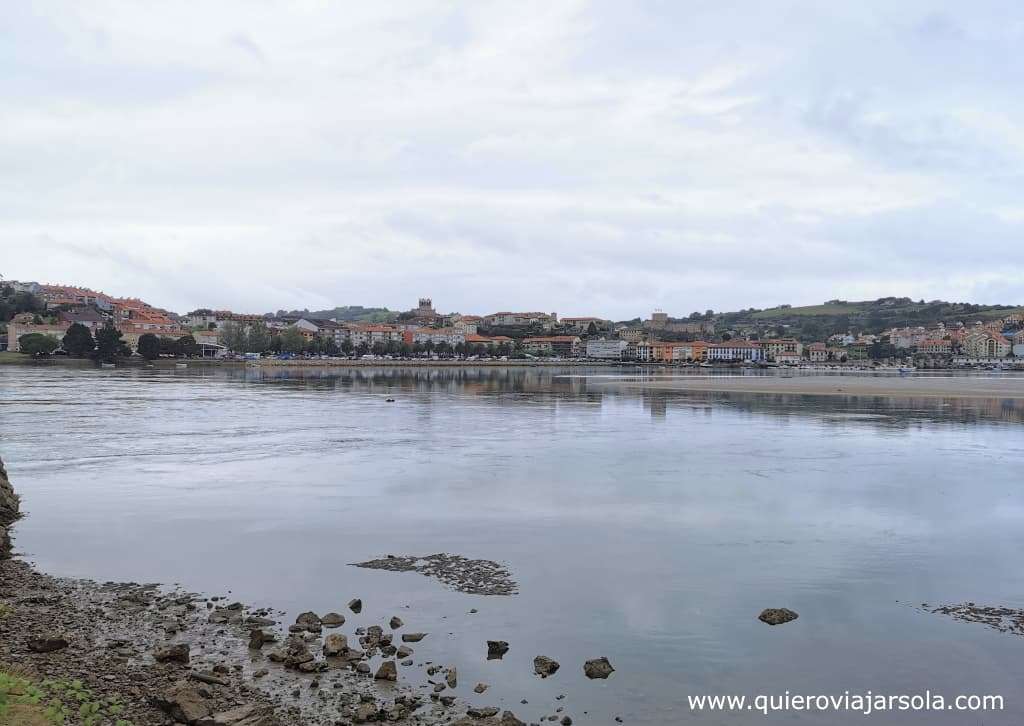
351, 554, 519, 596
595, 373, 1024, 399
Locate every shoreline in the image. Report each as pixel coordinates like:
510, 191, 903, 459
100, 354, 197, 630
594, 373, 1024, 399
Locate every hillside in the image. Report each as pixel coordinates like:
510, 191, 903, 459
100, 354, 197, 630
272, 305, 396, 323
717, 297, 1023, 341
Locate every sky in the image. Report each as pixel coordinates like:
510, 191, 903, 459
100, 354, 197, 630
2, 1, 1023, 319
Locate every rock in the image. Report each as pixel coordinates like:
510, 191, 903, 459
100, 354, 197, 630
402, 632, 427, 642
245, 615, 275, 627
196, 704, 275, 726
533, 655, 560, 678
487, 640, 509, 659
446, 666, 457, 688
295, 611, 322, 631
355, 662, 371, 674
560, 717, 572, 726
758, 608, 799, 625
248, 629, 275, 649
153, 642, 191, 664
267, 638, 314, 669
500, 712, 527, 726
323, 633, 349, 657
348, 598, 363, 613
366, 624, 384, 641
467, 705, 499, 718
321, 612, 345, 627
154, 681, 212, 724
353, 702, 377, 723
27, 635, 69, 653
396, 645, 413, 658
297, 659, 327, 673
375, 660, 398, 681
583, 657, 615, 679
0, 459, 19, 561
474, 682, 488, 693
0, 457, 19, 525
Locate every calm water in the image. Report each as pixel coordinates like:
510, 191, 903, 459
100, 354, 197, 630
3, 365, 1024, 724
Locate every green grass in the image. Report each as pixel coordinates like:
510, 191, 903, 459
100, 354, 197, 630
0, 668, 133, 726
751, 304, 865, 319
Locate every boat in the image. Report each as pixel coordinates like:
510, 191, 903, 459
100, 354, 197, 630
176, 362, 188, 369
898, 366, 916, 374
100, 362, 115, 369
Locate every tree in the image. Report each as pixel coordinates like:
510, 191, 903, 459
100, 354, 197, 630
94, 322, 124, 363
137, 333, 161, 360
175, 335, 199, 358
280, 326, 305, 353
18, 333, 59, 356
220, 321, 246, 352
436, 341, 452, 358
586, 321, 598, 336
340, 338, 353, 356
246, 322, 271, 353
0, 284, 45, 322
159, 337, 178, 356
371, 341, 386, 356
62, 323, 95, 357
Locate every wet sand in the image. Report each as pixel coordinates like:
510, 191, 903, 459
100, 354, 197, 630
597, 373, 1024, 399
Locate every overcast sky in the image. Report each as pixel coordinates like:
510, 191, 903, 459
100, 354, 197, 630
2, 1, 1023, 318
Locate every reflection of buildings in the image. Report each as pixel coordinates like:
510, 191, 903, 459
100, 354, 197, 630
207, 365, 1024, 428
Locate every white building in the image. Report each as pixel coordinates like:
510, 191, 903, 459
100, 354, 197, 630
705, 342, 763, 361
411, 327, 466, 346
586, 339, 627, 359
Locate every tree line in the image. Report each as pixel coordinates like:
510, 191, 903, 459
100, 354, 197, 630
17, 322, 199, 363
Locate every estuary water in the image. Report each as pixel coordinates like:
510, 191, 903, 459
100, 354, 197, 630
2, 365, 1024, 724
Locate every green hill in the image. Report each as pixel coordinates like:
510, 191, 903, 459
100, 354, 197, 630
274, 306, 396, 323
718, 297, 1023, 341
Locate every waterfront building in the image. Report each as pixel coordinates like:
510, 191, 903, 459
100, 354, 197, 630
963, 329, 1011, 359
671, 341, 708, 361
705, 342, 763, 362
408, 327, 466, 347
917, 339, 952, 355
807, 343, 828, 362
522, 335, 580, 357
586, 339, 627, 359
760, 338, 803, 361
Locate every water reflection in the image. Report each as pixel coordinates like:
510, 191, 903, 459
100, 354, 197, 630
2, 365, 1024, 725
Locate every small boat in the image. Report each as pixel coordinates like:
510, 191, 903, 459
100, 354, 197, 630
699, 362, 712, 368
100, 362, 115, 369
898, 366, 916, 374
176, 362, 188, 369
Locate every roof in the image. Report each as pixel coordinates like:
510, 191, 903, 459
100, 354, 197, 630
58, 309, 105, 323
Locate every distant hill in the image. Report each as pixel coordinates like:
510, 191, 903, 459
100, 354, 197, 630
716, 297, 1023, 341
273, 306, 397, 323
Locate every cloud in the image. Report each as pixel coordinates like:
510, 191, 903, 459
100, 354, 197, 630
1, 1, 1022, 316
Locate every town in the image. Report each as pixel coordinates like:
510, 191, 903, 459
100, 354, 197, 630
2, 280, 1023, 369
